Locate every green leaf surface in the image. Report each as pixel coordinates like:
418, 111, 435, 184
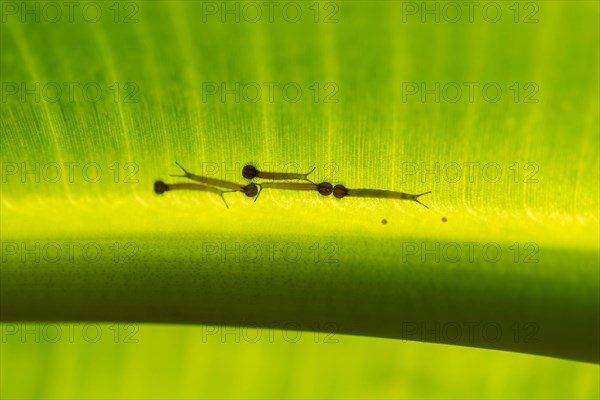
1, 0, 599, 398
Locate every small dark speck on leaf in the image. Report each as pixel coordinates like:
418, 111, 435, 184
442, 217, 447, 223
381, 219, 388, 225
